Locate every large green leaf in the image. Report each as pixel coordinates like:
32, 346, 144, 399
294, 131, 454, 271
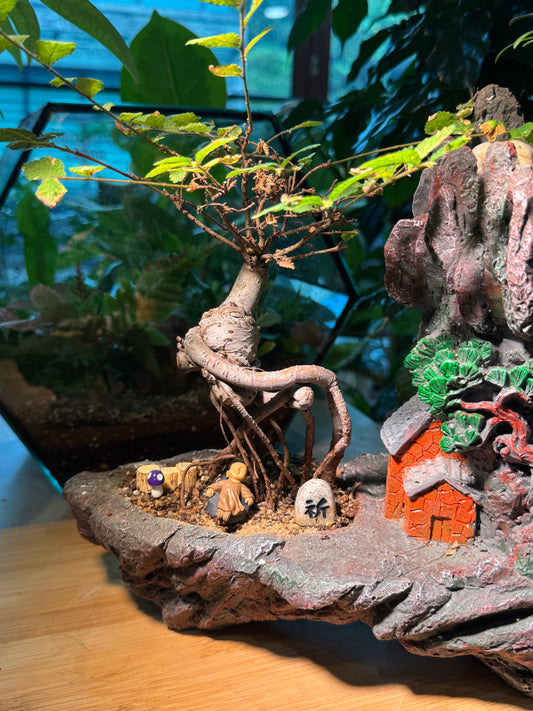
8, 0, 39, 52
288, 0, 331, 50
35, 39, 76, 65
0, 0, 18, 23
121, 12, 226, 109
332, 0, 367, 47
39, 0, 138, 81
16, 190, 57, 286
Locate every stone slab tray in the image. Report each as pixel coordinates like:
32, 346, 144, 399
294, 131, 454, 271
63, 451, 533, 697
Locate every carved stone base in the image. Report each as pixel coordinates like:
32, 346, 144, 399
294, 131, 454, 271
63, 452, 533, 698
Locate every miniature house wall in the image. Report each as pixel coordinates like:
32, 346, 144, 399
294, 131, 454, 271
382, 397, 478, 545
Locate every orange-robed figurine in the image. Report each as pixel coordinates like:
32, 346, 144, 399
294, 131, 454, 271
205, 462, 254, 525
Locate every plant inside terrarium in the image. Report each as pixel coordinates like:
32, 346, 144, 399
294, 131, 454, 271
0, 0, 479, 507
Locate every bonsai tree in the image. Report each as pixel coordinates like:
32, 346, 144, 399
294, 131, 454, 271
0, 0, 477, 507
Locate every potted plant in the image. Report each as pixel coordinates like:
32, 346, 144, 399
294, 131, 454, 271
4, 0, 533, 698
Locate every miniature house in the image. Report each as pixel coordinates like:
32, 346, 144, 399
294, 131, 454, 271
381, 397, 479, 545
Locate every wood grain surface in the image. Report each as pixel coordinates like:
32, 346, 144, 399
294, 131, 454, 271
1, 519, 532, 711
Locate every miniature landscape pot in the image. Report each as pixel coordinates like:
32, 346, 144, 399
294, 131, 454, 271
64, 449, 533, 698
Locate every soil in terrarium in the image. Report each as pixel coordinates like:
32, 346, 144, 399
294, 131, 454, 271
121, 456, 359, 537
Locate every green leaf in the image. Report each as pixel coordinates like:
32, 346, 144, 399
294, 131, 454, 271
35, 39, 76, 65
16, 190, 57, 286
195, 128, 241, 164
244, 0, 263, 26
328, 172, 370, 202
281, 143, 321, 168
425, 111, 456, 133
186, 32, 240, 48
0, 34, 28, 54
415, 128, 455, 160
49, 76, 68, 87
199, 0, 242, 6
288, 0, 331, 51
509, 123, 533, 142
332, 0, 367, 47
23, 156, 66, 180
431, 135, 470, 160
358, 148, 421, 171
145, 156, 192, 179
39, 0, 138, 81
8, 0, 39, 52
75, 76, 104, 98
121, 12, 226, 108
1, 16, 23, 69
0, 0, 18, 23
0, 127, 63, 149
209, 63, 242, 77
68, 165, 105, 177
35, 178, 67, 207
245, 26, 272, 56
226, 162, 278, 178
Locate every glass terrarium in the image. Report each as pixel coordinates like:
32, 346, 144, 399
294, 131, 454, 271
0, 103, 357, 485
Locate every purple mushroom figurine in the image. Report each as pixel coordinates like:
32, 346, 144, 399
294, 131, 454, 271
147, 469, 165, 498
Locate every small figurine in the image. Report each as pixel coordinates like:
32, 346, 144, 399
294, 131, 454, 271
205, 462, 254, 526
147, 469, 165, 498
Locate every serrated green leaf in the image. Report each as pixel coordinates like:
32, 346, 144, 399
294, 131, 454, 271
49, 76, 69, 87
168, 112, 201, 127
281, 143, 321, 168
0, 0, 18, 23
23, 156, 66, 180
245, 26, 272, 56
75, 76, 104, 98
118, 111, 143, 123
415, 128, 455, 160
39, 0, 138, 81
425, 111, 456, 134
186, 32, 240, 48
509, 123, 533, 142
285, 120, 324, 133
195, 128, 241, 164
145, 156, 192, 179
68, 165, 105, 177
0, 34, 28, 54
431, 136, 470, 160
226, 162, 278, 179
168, 169, 188, 184
35, 178, 67, 207
328, 173, 370, 203
35, 39, 76, 65
209, 63, 242, 77
358, 148, 422, 172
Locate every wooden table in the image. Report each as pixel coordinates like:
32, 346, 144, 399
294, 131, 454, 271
1, 519, 532, 711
